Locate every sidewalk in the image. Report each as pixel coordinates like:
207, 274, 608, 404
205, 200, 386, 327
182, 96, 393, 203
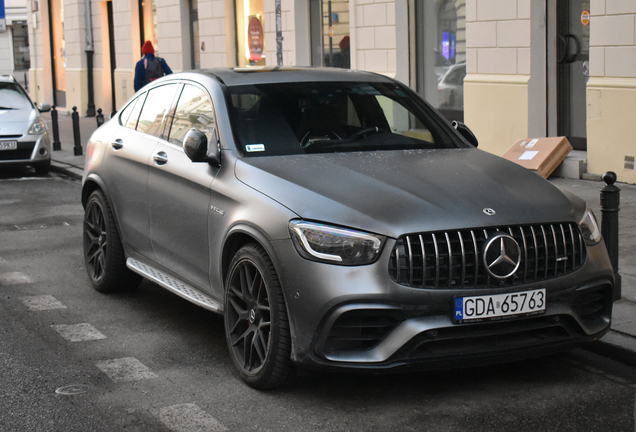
46, 114, 636, 366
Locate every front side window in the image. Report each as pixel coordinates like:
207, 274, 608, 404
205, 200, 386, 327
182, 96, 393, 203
137, 83, 179, 138
228, 81, 458, 157
168, 84, 216, 146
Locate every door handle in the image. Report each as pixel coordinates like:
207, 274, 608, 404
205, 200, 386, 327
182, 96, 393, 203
153, 151, 168, 165
557, 34, 581, 64
111, 139, 123, 150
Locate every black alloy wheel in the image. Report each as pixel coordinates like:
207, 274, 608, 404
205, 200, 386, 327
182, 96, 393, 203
224, 243, 293, 389
83, 190, 140, 292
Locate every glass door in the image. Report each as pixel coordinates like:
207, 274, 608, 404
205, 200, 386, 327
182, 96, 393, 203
556, 0, 590, 150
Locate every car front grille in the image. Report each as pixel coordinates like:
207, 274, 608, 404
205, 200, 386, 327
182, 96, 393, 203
0, 142, 35, 161
389, 223, 586, 289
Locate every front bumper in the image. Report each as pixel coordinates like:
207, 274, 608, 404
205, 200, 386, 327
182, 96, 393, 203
272, 237, 614, 371
0, 132, 51, 167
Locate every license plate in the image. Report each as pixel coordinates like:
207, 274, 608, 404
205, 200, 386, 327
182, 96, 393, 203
0, 141, 17, 151
453, 289, 546, 323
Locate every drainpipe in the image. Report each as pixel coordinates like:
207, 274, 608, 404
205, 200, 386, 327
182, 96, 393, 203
84, 0, 96, 116
275, 0, 283, 66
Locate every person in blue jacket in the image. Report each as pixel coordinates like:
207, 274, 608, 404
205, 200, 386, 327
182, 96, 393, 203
134, 41, 173, 92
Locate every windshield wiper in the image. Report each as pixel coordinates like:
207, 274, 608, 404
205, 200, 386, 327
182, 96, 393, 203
0, 106, 16, 110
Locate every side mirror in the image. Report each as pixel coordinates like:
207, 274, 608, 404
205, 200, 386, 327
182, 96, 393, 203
184, 127, 220, 167
452, 120, 478, 148
38, 102, 51, 113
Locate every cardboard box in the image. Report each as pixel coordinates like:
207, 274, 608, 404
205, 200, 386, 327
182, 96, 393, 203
501, 137, 573, 178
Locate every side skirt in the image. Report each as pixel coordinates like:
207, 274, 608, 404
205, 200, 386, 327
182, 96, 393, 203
127, 257, 223, 313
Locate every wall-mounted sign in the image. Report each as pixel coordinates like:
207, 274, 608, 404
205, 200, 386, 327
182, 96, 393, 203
248, 15, 263, 62
0, 0, 6, 33
581, 10, 590, 26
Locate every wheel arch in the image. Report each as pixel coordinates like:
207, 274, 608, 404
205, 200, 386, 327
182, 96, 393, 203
221, 224, 285, 289
81, 175, 126, 253
221, 224, 297, 339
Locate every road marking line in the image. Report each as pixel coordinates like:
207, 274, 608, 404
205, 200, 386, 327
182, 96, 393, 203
1, 272, 33, 285
157, 403, 227, 432
19, 294, 66, 311
96, 357, 158, 382
51, 323, 107, 342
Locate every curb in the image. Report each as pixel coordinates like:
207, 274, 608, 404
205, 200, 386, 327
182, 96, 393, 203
585, 331, 636, 367
50, 162, 83, 181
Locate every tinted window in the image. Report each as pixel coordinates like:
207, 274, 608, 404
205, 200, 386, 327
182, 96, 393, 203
0, 82, 33, 110
228, 81, 458, 156
167, 84, 216, 147
137, 83, 179, 138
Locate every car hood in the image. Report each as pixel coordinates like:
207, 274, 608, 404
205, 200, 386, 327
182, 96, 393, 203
0, 108, 37, 134
234, 149, 585, 238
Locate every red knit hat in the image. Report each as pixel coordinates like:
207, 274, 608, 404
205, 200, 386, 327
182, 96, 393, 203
339, 35, 350, 49
141, 41, 155, 55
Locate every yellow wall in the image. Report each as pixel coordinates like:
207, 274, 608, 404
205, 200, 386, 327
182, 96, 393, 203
29, 69, 48, 106
587, 78, 636, 184
464, 74, 530, 155
65, 69, 88, 114
114, 69, 135, 111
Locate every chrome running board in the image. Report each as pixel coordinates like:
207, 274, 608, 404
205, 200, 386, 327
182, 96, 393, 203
127, 258, 223, 313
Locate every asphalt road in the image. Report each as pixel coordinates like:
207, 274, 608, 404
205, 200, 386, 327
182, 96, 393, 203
1, 168, 635, 432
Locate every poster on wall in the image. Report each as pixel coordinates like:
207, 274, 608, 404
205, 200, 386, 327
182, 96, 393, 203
0, 0, 7, 33
248, 15, 263, 62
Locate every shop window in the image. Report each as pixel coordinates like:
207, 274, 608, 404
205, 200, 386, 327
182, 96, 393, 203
310, 0, 350, 68
12, 25, 31, 70
235, 0, 266, 67
414, 0, 466, 123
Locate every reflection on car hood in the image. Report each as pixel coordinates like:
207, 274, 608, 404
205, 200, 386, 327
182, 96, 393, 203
235, 149, 583, 238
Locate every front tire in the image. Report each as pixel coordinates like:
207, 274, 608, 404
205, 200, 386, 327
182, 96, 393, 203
83, 190, 141, 292
224, 243, 294, 389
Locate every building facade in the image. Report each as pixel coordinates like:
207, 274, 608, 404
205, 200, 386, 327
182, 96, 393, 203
26, 0, 636, 183
1, 0, 30, 84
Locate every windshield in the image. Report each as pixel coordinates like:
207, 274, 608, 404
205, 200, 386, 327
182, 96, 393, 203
0, 83, 33, 110
228, 81, 460, 156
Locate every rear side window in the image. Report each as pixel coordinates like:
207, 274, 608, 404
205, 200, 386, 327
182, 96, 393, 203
136, 83, 180, 138
167, 84, 216, 147
119, 94, 145, 130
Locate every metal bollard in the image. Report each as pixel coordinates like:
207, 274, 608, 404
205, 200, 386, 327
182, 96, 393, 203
51, 105, 61, 151
600, 171, 621, 301
72, 106, 83, 156
96, 108, 104, 127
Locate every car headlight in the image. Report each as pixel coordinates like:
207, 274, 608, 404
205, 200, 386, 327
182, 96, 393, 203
579, 207, 601, 245
289, 220, 386, 266
28, 117, 48, 135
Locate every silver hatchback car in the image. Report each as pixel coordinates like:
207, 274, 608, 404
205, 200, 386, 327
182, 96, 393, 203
82, 68, 614, 389
0, 75, 51, 174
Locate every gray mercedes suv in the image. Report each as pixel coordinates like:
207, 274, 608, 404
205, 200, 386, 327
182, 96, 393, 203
82, 67, 614, 389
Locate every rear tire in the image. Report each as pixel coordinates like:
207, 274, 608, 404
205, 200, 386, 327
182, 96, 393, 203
224, 243, 294, 389
83, 190, 141, 292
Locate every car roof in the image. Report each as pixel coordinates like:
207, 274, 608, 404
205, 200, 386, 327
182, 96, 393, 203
0, 75, 18, 83
191, 67, 395, 87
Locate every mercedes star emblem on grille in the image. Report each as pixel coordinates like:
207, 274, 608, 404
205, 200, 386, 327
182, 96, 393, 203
483, 233, 521, 279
